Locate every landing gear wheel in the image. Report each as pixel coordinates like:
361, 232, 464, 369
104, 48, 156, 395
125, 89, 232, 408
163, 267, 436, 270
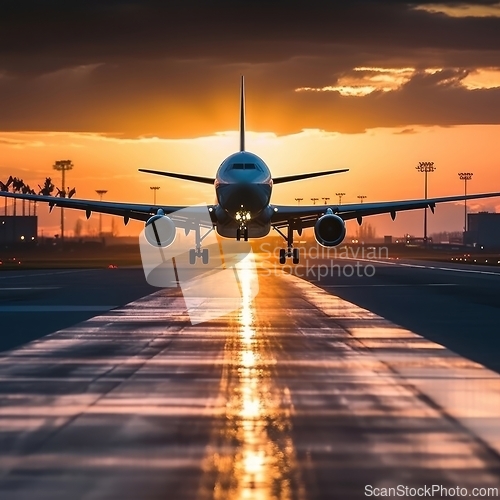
189, 248, 196, 266
189, 249, 196, 265
201, 248, 209, 264
243, 227, 249, 241
279, 248, 286, 265
292, 247, 300, 264
236, 228, 241, 241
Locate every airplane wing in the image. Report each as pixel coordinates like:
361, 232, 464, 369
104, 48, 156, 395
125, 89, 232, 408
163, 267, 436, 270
138, 168, 349, 185
0, 191, 215, 228
273, 169, 349, 184
271, 191, 500, 227
138, 169, 215, 185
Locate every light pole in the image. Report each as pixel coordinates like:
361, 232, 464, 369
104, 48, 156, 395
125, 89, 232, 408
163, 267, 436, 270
295, 197, 303, 205
336, 192, 346, 205
357, 195, 367, 203
53, 160, 73, 241
150, 186, 160, 205
322, 197, 330, 205
458, 172, 473, 237
310, 197, 319, 205
415, 161, 436, 245
95, 190, 108, 237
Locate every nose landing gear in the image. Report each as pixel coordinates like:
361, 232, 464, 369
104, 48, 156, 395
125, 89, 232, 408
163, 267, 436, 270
236, 226, 249, 241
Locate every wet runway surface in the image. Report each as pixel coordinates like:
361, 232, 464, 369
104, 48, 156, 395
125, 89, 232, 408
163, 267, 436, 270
0, 268, 156, 352
1, 260, 500, 498
294, 256, 500, 372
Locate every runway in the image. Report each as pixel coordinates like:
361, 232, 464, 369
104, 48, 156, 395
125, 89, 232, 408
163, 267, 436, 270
293, 255, 500, 372
0, 268, 155, 352
1, 259, 500, 499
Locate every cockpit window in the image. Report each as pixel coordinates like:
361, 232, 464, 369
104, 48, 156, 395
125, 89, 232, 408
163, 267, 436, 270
230, 163, 262, 171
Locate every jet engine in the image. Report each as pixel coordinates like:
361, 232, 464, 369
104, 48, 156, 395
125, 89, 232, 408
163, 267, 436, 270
314, 212, 346, 247
145, 211, 176, 247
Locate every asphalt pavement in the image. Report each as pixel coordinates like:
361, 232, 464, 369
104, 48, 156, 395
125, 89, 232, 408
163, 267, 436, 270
0, 258, 500, 499
0, 268, 156, 352
292, 256, 500, 372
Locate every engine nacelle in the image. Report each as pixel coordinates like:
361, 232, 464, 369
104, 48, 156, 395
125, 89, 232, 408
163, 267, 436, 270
314, 212, 346, 247
145, 211, 176, 247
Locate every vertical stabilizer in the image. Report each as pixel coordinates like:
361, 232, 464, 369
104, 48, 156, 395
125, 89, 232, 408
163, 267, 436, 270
239, 75, 245, 152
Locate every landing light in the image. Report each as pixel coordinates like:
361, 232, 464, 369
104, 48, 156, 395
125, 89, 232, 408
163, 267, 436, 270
235, 210, 251, 221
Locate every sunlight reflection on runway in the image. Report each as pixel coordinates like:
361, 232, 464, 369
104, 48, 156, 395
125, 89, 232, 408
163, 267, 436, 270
200, 257, 305, 500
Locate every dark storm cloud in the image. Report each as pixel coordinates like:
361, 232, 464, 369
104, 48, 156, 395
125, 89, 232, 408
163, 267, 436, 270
1, 1, 500, 135
2, 0, 500, 74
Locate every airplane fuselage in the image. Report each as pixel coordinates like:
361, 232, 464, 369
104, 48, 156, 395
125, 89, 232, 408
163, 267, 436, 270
214, 151, 274, 238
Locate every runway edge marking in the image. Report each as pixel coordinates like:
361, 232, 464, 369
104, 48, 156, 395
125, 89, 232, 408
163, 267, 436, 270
282, 271, 500, 458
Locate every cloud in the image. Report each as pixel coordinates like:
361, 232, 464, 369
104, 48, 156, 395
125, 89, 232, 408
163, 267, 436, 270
394, 128, 417, 135
0, 137, 45, 148
414, 2, 500, 18
1, 1, 500, 136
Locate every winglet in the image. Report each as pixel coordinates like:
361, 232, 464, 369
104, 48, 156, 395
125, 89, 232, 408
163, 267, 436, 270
240, 75, 245, 152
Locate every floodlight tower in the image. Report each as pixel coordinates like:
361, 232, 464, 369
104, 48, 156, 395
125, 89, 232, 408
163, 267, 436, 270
458, 172, 473, 234
295, 197, 303, 205
310, 197, 319, 205
150, 186, 160, 205
322, 197, 330, 205
95, 190, 108, 236
357, 195, 367, 203
415, 161, 436, 245
336, 192, 346, 205
53, 160, 73, 240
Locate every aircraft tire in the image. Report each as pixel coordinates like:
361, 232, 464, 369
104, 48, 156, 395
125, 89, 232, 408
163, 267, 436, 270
279, 248, 286, 264
189, 249, 196, 265
202, 248, 209, 264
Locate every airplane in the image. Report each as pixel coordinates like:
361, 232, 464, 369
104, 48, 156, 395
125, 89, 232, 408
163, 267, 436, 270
2, 76, 500, 265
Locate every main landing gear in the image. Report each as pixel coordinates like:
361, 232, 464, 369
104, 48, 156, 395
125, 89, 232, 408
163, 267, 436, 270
189, 248, 209, 265
279, 247, 300, 265
188, 224, 213, 264
274, 223, 300, 265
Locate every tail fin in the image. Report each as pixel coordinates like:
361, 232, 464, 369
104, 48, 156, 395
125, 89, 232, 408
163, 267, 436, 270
239, 75, 245, 152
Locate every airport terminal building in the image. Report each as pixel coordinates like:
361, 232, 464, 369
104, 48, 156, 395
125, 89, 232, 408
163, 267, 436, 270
466, 212, 500, 249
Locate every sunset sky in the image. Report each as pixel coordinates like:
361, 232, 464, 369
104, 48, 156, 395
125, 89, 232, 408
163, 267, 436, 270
1, 1, 500, 238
